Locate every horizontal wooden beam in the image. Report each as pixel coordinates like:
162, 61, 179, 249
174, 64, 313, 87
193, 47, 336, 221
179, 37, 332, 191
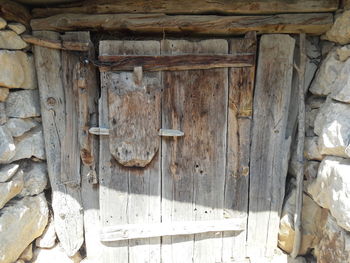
100, 218, 245, 242
97, 54, 254, 72
30, 13, 333, 36
22, 34, 90, 51
0, 0, 31, 27
32, 0, 339, 18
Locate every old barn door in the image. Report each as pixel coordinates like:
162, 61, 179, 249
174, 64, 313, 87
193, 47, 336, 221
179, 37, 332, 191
99, 35, 256, 263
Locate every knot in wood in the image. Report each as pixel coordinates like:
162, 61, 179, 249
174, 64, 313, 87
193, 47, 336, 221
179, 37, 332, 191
46, 97, 57, 107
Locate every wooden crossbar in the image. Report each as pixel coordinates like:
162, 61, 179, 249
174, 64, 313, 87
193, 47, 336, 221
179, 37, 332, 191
100, 218, 246, 241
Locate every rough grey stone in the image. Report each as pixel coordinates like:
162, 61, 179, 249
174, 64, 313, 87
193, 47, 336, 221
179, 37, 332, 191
8, 23, 26, 35
5, 90, 41, 118
0, 163, 19, 183
10, 127, 46, 162
0, 30, 27, 50
0, 51, 37, 89
0, 172, 23, 209
18, 161, 47, 197
5, 118, 38, 137
0, 126, 15, 164
0, 17, 6, 29
0, 103, 6, 125
329, 58, 350, 103
35, 216, 57, 248
304, 137, 324, 161
0, 194, 48, 263
308, 156, 350, 232
0, 88, 9, 102
314, 98, 350, 158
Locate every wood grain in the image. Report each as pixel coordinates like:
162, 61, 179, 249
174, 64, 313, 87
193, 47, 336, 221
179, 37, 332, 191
33, 31, 84, 257
100, 218, 245, 241
247, 34, 295, 260
98, 54, 254, 72
32, 0, 339, 18
0, 0, 31, 27
99, 40, 162, 263
222, 32, 257, 262
30, 13, 333, 36
161, 39, 228, 263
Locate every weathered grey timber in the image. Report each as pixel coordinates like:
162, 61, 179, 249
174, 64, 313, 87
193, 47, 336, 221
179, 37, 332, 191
247, 34, 295, 260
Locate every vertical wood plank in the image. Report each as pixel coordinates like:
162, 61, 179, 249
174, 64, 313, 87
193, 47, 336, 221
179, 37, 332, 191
222, 32, 257, 262
161, 39, 228, 263
247, 34, 295, 260
99, 40, 161, 263
33, 31, 84, 256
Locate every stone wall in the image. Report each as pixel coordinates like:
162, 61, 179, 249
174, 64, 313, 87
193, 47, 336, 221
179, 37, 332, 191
0, 16, 80, 263
279, 10, 350, 263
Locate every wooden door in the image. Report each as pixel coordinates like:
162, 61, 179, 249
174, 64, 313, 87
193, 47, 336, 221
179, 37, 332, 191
99, 36, 256, 263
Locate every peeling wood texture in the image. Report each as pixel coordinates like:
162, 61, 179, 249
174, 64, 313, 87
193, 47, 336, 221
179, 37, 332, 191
0, 0, 31, 27
30, 13, 333, 36
161, 39, 228, 263
99, 40, 162, 263
33, 31, 84, 256
247, 34, 295, 260
98, 54, 254, 72
32, 0, 339, 18
223, 32, 257, 262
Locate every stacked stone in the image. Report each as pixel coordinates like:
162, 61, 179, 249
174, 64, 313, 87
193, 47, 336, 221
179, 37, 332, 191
0, 16, 52, 263
279, 11, 350, 263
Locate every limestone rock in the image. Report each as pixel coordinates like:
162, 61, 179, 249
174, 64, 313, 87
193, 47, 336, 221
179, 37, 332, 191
306, 108, 318, 136
0, 174, 23, 209
314, 214, 350, 263
304, 161, 319, 181
305, 37, 321, 90
8, 22, 26, 35
329, 58, 350, 103
306, 95, 325, 109
0, 88, 9, 102
10, 127, 46, 162
0, 30, 27, 49
0, 51, 37, 89
278, 188, 328, 255
0, 163, 19, 182
304, 137, 324, 161
0, 17, 6, 29
336, 45, 350, 62
18, 161, 47, 197
324, 10, 350, 45
0, 102, 6, 125
19, 243, 33, 261
32, 244, 82, 263
5, 118, 38, 137
0, 194, 48, 263
0, 126, 16, 163
309, 48, 343, 96
36, 216, 57, 248
320, 40, 335, 58
307, 156, 350, 232
314, 98, 350, 158
5, 90, 41, 118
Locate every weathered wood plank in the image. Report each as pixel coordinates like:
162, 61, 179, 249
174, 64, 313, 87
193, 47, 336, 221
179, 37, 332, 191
101, 218, 245, 241
98, 54, 254, 72
32, 0, 339, 18
106, 50, 161, 167
247, 34, 295, 260
30, 13, 333, 36
65, 31, 102, 261
33, 31, 84, 256
0, 0, 31, 27
222, 32, 257, 262
99, 40, 162, 263
22, 34, 90, 51
161, 39, 228, 263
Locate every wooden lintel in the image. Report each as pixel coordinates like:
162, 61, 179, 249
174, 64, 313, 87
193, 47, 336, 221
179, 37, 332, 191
100, 218, 245, 242
30, 13, 333, 36
0, 0, 31, 27
22, 35, 90, 52
97, 54, 254, 72
32, 0, 339, 18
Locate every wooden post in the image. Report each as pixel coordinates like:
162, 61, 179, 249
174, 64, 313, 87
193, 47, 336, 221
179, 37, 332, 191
291, 33, 307, 258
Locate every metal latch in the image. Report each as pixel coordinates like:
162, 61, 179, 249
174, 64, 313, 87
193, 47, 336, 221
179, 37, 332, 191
159, 129, 184, 137
89, 127, 110, 135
